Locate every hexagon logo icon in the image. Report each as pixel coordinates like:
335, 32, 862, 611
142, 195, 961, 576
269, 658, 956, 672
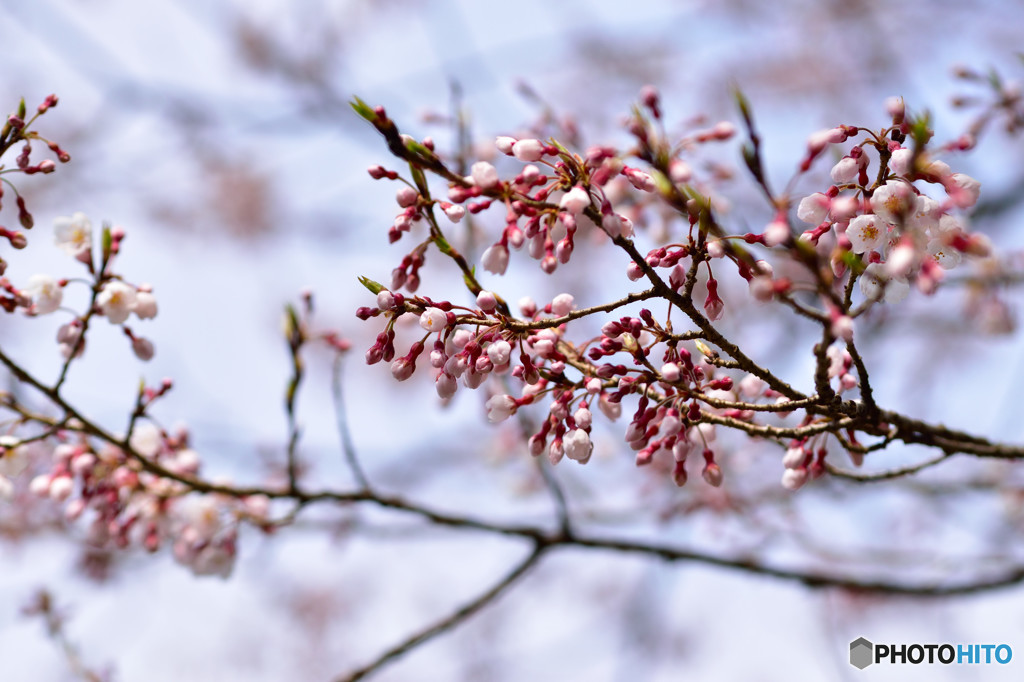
850, 637, 873, 669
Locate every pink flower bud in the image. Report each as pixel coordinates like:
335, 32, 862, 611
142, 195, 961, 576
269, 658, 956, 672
710, 122, 736, 139
783, 446, 808, 469
704, 279, 724, 321
763, 219, 789, 247
133, 292, 158, 320
442, 203, 466, 223
669, 159, 692, 184
512, 139, 545, 162
830, 314, 854, 342
796, 193, 830, 225
830, 157, 859, 184
481, 243, 509, 275
395, 187, 418, 208
885, 96, 905, 123
564, 429, 593, 464
49, 475, 74, 501
435, 372, 457, 399
948, 173, 981, 208
476, 290, 497, 311
377, 290, 395, 310
495, 136, 516, 154
29, 474, 51, 497
661, 362, 681, 383
574, 407, 593, 430
470, 162, 500, 189
7, 231, 27, 249
551, 293, 574, 317
391, 357, 415, 381
889, 148, 913, 176
623, 167, 655, 192
486, 340, 511, 366
806, 127, 847, 154
132, 337, 155, 361
702, 462, 723, 487
559, 186, 590, 215
601, 212, 624, 238
781, 467, 808, 491
486, 395, 517, 422
672, 460, 688, 486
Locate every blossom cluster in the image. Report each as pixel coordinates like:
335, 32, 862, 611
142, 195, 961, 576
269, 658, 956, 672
0, 95, 281, 578
4, 209, 160, 361
793, 99, 987, 307
2, 422, 270, 578
354, 86, 999, 493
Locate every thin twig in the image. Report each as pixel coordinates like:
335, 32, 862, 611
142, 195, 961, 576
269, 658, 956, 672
825, 453, 951, 482
332, 352, 369, 490
334, 544, 546, 682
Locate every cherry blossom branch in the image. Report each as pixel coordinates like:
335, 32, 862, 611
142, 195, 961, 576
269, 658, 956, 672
332, 353, 370, 490
334, 544, 546, 682
825, 453, 952, 481
23, 590, 107, 682
283, 303, 307, 493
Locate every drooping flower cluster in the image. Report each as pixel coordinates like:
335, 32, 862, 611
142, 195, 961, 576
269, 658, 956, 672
17, 420, 271, 578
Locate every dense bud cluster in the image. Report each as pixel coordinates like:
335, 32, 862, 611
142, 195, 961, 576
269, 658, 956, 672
352, 82, 1011, 492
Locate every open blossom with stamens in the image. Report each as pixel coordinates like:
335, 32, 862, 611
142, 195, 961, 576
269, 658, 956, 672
846, 215, 884, 253
907, 195, 941, 233
54, 212, 92, 256
927, 238, 962, 269
870, 181, 915, 224
419, 308, 447, 332
97, 281, 138, 324
25, 274, 63, 314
